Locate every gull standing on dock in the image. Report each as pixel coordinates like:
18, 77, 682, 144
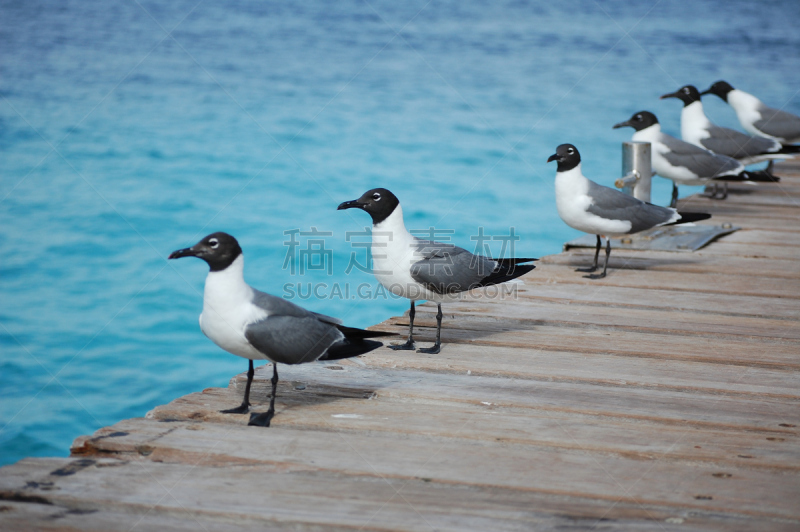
338, 188, 536, 354
548, 144, 711, 279
169, 232, 394, 427
700, 81, 800, 146
613, 111, 777, 206
660, 85, 791, 167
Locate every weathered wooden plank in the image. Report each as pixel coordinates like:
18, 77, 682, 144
529, 262, 800, 298
413, 298, 800, 341
378, 313, 800, 370
541, 251, 800, 279
2, 458, 783, 532
700, 214, 800, 232
60, 418, 800, 520
775, 160, 800, 170
715, 181, 800, 193
146, 361, 800, 432
678, 186, 800, 204
125, 384, 800, 467
721, 229, 800, 246
0, 497, 363, 532
675, 183, 800, 202
508, 282, 800, 319
424, 296, 800, 359
673, 202, 800, 221
692, 242, 800, 260
348, 340, 800, 398
559, 242, 800, 268
693, 192, 800, 208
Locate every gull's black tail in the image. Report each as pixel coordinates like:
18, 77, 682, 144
778, 145, 800, 154
715, 170, 780, 182
475, 259, 537, 288
323, 327, 396, 360
742, 169, 780, 182
668, 211, 712, 226
496, 258, 539, 266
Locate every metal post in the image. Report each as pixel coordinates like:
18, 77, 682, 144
614, 141, 651, 203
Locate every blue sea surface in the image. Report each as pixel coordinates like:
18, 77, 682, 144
1, 0, 799, 467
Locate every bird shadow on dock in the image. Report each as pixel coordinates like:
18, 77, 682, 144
384, 303, 541, 347
559, 253, 709, 274
147, 368, 382, 426
720, 187, 757, 196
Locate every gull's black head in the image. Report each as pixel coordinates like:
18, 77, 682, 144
547, 144, 581, 172
660, 85, 702, 106
169, 232, 243, 272
613, 111, 659, 132
337, 188, 400, 225
701, 80, 735, 102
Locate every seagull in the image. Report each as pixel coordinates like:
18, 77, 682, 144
700, 80, 800, 146
547, 144, 711, 279
660, 84, 792, 166
169, 232, 394, 427
338, 188, 536, 354
613, 111, 779, 207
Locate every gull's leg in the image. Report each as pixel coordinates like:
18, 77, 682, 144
718, 182, 728, 200
576, 235, 601, 273
670, 183, 679, 208
390, 300, 416, 350
220, 359, 253, 414
586, 238, 611, 279
418, 303, 442, 354
249, 363, 278, 427
708, 182, 728, 200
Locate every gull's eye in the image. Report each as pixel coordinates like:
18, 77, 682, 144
567, 147, 574, 154
636, 114, 642, 121
683, 87, 690, 94
208, 238, 219, 249
372, 192, 381, 201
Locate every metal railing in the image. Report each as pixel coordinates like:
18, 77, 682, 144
614, 141, 652, 203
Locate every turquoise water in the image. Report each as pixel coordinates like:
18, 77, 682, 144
2, 0, 799, 467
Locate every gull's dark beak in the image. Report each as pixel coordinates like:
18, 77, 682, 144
659, 91, 679, 100
337, 200, 366, 210
168, 246, 200, 260
612, 120, 631, 129
547, 153, 560, 163
699, 88, 711, 96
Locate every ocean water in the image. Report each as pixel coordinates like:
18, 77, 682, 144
1, 0, 798, 467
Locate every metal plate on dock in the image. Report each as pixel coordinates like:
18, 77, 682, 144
564, 224, 739, 253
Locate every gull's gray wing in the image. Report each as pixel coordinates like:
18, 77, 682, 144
585, 181, 677, 234
245, 315, 343, 365
310, 312, 343, 325
251, 289, 342, 325
754, 105, 800, 141
410, 239, 498, 295
660, 134, 743, 177
698, 125, 778, 158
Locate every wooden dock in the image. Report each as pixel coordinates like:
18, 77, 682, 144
2, 162, 799, 531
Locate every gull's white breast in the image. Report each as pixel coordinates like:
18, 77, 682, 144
729, 90, 771, 137
371, 206, 463, 303
681, 101, 711, 148
199, 255, 270, 360
554, 164, 632, 236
